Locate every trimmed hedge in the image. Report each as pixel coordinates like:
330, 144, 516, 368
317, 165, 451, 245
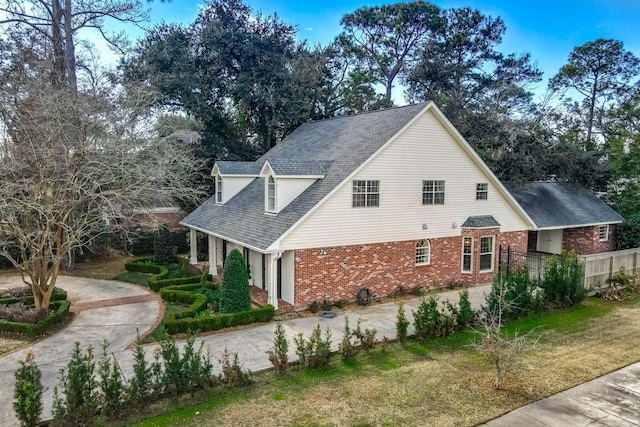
0, 300, 71, 338
164, 304, 275, 335
0, 287, 68, 306
123, 257, 213, 292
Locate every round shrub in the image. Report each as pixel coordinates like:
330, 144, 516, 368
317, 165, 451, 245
219, 249, 250, 314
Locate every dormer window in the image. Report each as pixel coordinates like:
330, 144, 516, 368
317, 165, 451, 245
267, 176, 276, 212
216, 175, 223, 203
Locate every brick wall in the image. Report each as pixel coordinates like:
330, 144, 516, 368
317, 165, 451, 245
293, 230, 529, 308
563, 225, 616, 255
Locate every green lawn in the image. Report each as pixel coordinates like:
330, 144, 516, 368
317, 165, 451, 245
126, 295, 640, 427
112, 271, 151, 286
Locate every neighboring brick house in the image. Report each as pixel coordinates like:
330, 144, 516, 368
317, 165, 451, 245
181, 102, 545, 310
507, 182, 623, 256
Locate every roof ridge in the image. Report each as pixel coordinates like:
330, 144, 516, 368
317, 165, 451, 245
301, 102, 430, 126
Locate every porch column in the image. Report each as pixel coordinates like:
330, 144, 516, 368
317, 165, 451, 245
189, 229, 198, 265
267, 252, 282, 309
208, 235, 218, 276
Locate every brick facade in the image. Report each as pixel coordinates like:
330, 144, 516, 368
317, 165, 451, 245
563, 225, 616, 255
293, 230, 529, 308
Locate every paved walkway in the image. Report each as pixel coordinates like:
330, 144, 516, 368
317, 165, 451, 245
1, 277, 639, 426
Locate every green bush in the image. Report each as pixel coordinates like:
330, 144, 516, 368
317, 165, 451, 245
0, 300, 71, 337
452, 288, 475, 330
396, 301, 409, 345
616, 214, 640, 250
484, 265, 539, 320
267, 321, 289, 374
98, 341, 126, 419
0, 287, 68, 306
164, 305, 275, 334
294, 324, 332, 369
52, 343, 99, 427
219, 249, 250, 314
160, 289, 208, 320
541, 250, 586, 307
413, 296, 456, 342
154, 224, 178, 265
13, 351, 43, 427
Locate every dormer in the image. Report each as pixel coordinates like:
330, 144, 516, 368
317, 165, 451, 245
211, 161, 260, 204
260, 159, 331, 214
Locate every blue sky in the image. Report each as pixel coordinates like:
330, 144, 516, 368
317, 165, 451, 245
134, 0, 640, 101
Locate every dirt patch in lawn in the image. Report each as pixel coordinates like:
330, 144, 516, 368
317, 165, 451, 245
150, 299, 640, 427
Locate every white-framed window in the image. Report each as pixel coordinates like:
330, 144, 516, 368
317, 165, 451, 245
352, 180, 379, 207
267, 176, 276, 212
599, 225, 609, 241
479, 236, 494, 272
415, 239, 431, 265
216, 175, 223, 203
476, 183, 488, 200
423, 180, 445, 205
462, 236, 473, 273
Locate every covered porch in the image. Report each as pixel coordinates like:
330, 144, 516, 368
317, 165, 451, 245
186, 228, 295, 310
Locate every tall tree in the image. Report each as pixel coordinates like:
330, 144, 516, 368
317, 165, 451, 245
405, 7, 541, 158
0, 45, 204, 308
549, 38, 640, 150
0, 0, 149, 92
339, 1, 441, 106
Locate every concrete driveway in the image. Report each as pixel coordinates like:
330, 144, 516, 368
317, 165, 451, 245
0, 276, 162, 426
2, 278, 640, 427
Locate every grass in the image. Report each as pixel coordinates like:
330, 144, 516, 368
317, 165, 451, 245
112, 271, 151, 286
125, 295, 640, 427
140, 303, 190, 343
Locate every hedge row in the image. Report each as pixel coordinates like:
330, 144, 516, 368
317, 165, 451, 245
0, 300, 71, 338
0, 287, 68, 306
164, 304, 275, 335
124, 258, 213, 292
161, 290, 208, 320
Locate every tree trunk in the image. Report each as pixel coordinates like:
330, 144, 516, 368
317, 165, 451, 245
63, 0, 78, 93
51, 0, 66, 86
585, 74, 598, 152
31, 283, 54, 308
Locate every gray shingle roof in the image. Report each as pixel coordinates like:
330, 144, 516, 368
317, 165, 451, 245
461, 215, 501, 228
266, 159, 332, 176
182, 102, 430, 250
215, 161, 261, 175
506, 182, 623, 229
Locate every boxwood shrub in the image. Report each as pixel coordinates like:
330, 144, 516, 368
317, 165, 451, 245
0, 300, 71, 337
164, 305, 275, 335
124, 258, 214, 291
0, 287, 68, 306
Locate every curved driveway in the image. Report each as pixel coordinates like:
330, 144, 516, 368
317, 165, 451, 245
0, 276, 162, 427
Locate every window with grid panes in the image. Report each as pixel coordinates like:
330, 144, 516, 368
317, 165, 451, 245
423, 180, 445, 204
352, 180, 379, 207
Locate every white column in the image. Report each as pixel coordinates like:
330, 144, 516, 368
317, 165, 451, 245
267, 252, 282, 309
189, 229, 198, 264
208, 235, 218, 276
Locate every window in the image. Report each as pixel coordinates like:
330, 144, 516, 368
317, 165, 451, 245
352, 180, 379, 207
599, 225, 609, 241
267, 176, 276, 212
462, 237, 473, 273
415, 239, 431, 265
422, 180, 445, 205
216, 175, 223, 203
476, 183, 488, 200
479, 236, 494, 271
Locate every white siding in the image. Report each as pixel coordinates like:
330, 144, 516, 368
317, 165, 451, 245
281, 251, 295, 304
279, 110, 529, 250
537, 229, 563, 254
222, 177, 255, 204
276, 177, 318, 212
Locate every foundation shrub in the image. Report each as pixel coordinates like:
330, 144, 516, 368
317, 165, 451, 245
219, 249, 250, 314
541, 250, 586, 308
485, 265, 539, 320
163, 305, 274, 334
294, 324, 332, 369
0, 300, 70, 337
